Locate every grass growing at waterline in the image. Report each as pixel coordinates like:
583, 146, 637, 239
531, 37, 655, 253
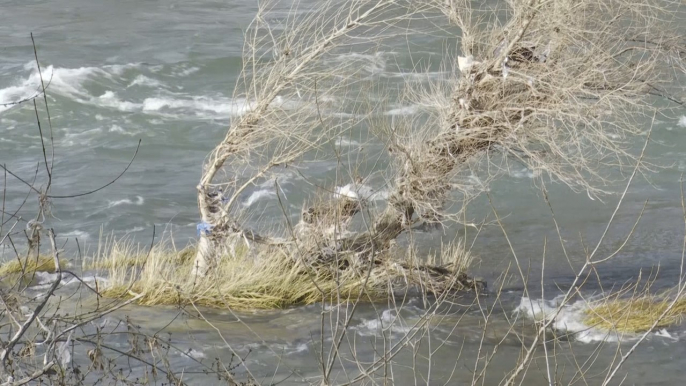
93, 240, 476, 310
0, 255, 67, 276
584, 294, 686, 333
85, 239, 195, 270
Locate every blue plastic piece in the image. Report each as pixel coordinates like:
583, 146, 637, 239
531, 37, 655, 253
197, 221, 213, 236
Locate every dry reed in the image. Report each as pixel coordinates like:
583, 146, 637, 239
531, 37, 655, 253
584, 294, 686, 333
96, 239, 475, 310
0, 255, 67, 276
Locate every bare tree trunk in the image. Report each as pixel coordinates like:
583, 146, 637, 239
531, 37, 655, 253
193, 0, 397, 274
192, 233, 212, 276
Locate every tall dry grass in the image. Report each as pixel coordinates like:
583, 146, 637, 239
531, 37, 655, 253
96, 238, 475, 310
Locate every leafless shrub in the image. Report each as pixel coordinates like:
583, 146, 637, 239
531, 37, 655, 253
193, 0, 686, 293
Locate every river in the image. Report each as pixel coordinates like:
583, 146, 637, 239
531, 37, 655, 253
2, 0, 686, 384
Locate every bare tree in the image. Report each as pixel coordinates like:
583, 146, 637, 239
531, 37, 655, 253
194, 0, 685, 289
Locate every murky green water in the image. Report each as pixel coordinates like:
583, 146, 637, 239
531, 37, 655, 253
2, 0, 686, 384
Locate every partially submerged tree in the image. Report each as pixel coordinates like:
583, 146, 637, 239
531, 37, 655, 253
193, 0, 685, 294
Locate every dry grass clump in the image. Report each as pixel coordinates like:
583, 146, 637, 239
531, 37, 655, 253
0, 256, 67, 276
86, 239, 195, 270
86, 245, 147, 270
584, 294, 686, 333
100, 240, 476, 310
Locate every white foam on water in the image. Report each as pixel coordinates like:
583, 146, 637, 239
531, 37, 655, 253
0, 63, 253, 120
109, 125, 126, 133
334, 138, 360, 147
257, 173, 297, 188
241, 174, 299, 207
0, 83, 38, 113
108, 124, 137, 136
276, 342, 309, 355
141, 97, 178, 111
43, 65, 108, 99
331, 112, 363, 119
510, 167, 540, 179
243, 189, 276, 207
359, 309, 396, 331
292, 343, 309, 353
35, 271, 59, 286
103, 63, 141, 75
142, 96, 253, 118
186, 349, 206, 360
96, 91, 140, 112
62, 274, 108, 288
384, 104, 419, 116
58, 230, 90, 240
334, 183, 387, 201
0, 63, 298, 120
382, 70, 448, 80
1, 63, 136, 114
128, 74, 163, 88
174, 67, 200, 77
356, 309, 412, 337
0, 119, 15, 133
677, 115, 686, 128
107, 196, 145, 208
62, 128, 103, 146
42, 65, 118, 102
332, 52, 387, 74
655, 329, 677, 341
515, 296, 626, 343
149, 64, 164, 73
31, 272, 108, 291
370, 189, 390, 201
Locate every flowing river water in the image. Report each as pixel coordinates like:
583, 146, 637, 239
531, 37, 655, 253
2, 1, 686, 384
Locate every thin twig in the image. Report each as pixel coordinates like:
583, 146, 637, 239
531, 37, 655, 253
1, 229, 62, 369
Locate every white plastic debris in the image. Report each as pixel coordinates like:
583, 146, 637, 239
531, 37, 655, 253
56, 332, 73, 368
493, 38, 508, 58
458, 98, 470, 110
458, 55, 481, 73
502, 58, 510, 79
537, 44, 551, 63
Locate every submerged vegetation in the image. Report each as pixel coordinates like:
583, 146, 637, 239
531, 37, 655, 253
0, 255, 67, 276
585, 293, 686, 333
94, 239, 478, 309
